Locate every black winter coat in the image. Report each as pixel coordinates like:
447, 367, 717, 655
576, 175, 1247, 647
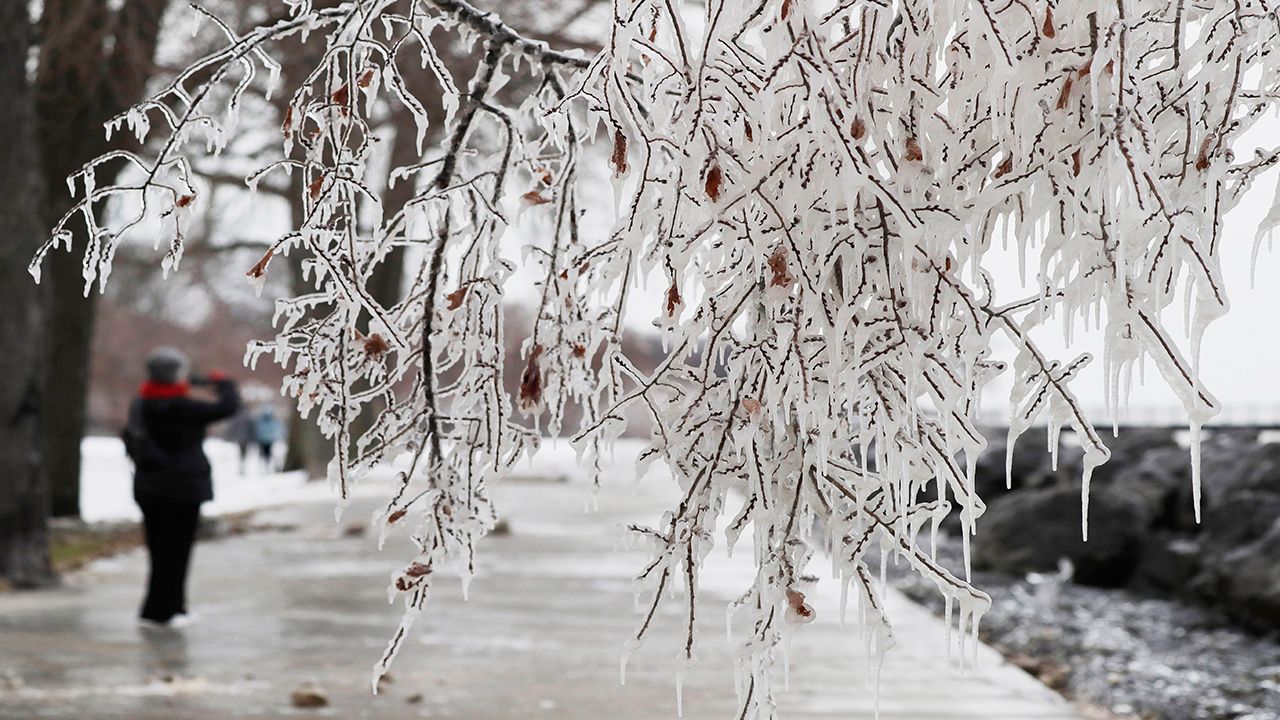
132, 378, 240, 504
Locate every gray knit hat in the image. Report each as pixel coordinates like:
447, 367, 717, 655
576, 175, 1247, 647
145, 347, 189, 385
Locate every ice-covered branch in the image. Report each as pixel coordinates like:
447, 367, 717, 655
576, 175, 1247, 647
31, 0, 1280, 717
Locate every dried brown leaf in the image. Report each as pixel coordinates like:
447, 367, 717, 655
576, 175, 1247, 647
666, 279, 683, 317
331, 83, 349, 107
993, 154, 1014, 179
1056, 75, 1074, 110
363, 333, 390, 358
445, 286, 467, 310
247, 248, 274, 280
522, 190, 553, 206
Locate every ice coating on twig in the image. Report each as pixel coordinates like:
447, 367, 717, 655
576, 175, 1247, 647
29, 0, 1280, 716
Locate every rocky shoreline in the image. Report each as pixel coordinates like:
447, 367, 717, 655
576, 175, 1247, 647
892, 542, 1280, 720
890, 426, 1280, 720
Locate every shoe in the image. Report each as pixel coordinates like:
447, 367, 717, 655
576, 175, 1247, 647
138, 614, 193, 630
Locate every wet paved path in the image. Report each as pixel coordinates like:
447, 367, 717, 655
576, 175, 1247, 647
0, 452, 1082, 719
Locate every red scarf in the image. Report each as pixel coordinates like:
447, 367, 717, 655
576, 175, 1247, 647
139, 381, 189, 400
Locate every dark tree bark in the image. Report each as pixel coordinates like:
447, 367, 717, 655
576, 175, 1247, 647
281, 171, 336, 480
35, 0, 170, 518
0, 3, 55, 588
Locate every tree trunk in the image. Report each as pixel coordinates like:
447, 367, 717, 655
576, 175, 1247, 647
34, 0, 170, 518
39, 252, 95, 518
0, 5, 55, 588
281, 174, 336, 480
348, 113, 416, 445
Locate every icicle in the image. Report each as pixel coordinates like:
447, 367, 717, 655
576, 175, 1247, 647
1081, 463, 1092, 542
1191, 421, 1203, 523
675, 670, 684, 717
943, 593, 954, 658
839, 573, 849, 627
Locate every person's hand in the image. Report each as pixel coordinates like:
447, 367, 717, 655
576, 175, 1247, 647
190, 372, 228, 386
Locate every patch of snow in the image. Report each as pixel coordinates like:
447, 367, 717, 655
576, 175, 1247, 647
80, 436, 355, 522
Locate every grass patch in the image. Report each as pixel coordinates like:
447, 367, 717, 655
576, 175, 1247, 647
49, 522, 143, 573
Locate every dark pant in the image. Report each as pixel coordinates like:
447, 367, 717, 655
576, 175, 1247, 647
138, 500, 201, 622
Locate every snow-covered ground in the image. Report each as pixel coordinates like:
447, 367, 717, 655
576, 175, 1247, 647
80, 436, 330, 522
78, 436, 597, 523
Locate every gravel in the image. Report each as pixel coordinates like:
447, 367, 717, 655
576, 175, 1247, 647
891, 532, 1280, 720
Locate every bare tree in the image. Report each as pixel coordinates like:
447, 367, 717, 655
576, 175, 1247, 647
35, 0, 1280, 716
0, 3, 53, 588
34, 0, 171, 518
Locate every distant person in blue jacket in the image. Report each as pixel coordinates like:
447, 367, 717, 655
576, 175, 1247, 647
251, 406, 283, 471
123, 347, 239, 628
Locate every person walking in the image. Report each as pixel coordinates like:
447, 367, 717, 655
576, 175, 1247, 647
251, 406, 283, 472
123, 347, 239, 628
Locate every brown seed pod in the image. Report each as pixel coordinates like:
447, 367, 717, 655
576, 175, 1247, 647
611, 129, 629, 176
1195, 135, 1214, 171
1042, 7, 1056, 38
705, 162, 723, 201
518, 344, 544, 413
904, 137, 923, 162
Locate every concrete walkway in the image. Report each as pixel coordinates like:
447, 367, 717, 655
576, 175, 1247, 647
0, 454, 1082, 719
